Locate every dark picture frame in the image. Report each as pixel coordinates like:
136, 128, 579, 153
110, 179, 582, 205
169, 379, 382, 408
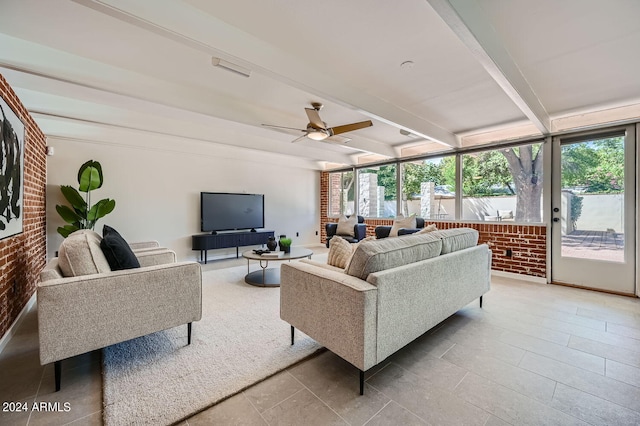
0, 94, 25, 240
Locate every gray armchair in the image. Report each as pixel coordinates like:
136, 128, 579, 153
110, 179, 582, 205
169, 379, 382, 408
38, 231, 202, 391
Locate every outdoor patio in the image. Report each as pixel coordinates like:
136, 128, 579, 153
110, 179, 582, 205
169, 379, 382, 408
562, 229, 625, 262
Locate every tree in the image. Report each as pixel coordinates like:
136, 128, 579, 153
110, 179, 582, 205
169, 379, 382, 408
460, 151, 516, 197
402, 162, 444, 198
561, 137, 624, 193
560, 143, 599, 189
363, 164, 397, 200
337, 171, 355, 214
501, 145, 543, 222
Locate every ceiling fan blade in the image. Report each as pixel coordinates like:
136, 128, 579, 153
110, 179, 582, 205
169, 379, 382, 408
329, 120, 373, 135
291, 135, 308, 143
304, 108, 325, 129
261, 124, 306, 132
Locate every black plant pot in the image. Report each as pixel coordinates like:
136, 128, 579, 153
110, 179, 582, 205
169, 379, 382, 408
278, 235, 290, 253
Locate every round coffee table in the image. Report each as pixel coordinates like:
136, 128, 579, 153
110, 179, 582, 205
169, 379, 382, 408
242, 248, 313, 287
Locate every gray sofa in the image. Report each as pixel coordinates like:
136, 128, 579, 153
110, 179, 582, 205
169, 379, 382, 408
281, 228, 491, 394
38, 232, 202, 391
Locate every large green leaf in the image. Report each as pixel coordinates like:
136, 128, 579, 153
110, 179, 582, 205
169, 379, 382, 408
57, 160, 115, 238
78, 160, 103, 192
57, 224, 80, 238
60, 185, 87, 212
56, 204, 83, 224
87, 198, 116, 221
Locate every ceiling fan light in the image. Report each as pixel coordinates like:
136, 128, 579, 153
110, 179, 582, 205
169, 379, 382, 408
307, 130, 329, 141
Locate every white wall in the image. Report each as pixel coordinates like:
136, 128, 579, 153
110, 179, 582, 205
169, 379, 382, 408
45, 136, 321, 262
574, 193, 624, 232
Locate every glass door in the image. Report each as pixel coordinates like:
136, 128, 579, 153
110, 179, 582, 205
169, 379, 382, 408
551, 127, 635, 294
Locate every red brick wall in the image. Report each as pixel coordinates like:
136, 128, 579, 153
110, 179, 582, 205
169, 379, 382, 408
320, 171, 547, 278
0, 74, 47, 340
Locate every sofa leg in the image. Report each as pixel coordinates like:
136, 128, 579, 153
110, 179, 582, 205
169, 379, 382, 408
187, 322, 192, 345
359, 370, 365, 395
291, 325, 295, 345
55, 360, 61, 392
480, 295, 483, 308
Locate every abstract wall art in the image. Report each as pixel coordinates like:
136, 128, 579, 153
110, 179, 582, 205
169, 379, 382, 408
0, 94, 25, 240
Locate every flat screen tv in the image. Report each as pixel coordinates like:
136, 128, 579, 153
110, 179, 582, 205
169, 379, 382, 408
200, 192, 264, 233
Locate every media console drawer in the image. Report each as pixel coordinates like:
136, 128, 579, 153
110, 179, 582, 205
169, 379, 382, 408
192, 230, 275, 263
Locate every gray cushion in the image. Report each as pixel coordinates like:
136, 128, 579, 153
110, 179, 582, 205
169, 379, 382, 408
429, 228, 479, 254
57, 230, 111, 277
345, 233, 442, 280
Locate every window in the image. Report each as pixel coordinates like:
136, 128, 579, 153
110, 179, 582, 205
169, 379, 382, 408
357, 164, 397, 218
461, 142, 543, 222
400, 156, 456, 220
328, 171, 355, 217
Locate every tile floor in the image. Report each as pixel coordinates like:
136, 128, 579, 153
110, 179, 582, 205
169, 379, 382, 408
2, 272, 640, 425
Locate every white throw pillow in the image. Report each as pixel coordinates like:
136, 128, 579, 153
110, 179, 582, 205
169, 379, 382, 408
389, 214, 417, 237
416, 223, 438, 234
327, 236, 353, 269
336, 214, 357, 237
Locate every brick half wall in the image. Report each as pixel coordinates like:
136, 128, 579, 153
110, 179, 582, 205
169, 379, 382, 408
0, 74, 47, 340
320, 171, 547, 278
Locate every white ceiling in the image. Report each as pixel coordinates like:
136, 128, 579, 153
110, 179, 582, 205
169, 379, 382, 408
1, 0, 640, 169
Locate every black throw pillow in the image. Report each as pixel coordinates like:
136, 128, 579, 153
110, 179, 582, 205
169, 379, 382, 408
100, 225, 140, 270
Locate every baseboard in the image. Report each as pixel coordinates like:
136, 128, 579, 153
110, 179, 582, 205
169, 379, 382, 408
550, 281, 637, 298
0, 292, 37, 356
491, 269, 547, 284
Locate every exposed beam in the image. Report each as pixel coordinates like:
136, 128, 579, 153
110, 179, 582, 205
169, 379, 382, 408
0, 60, 356, 164
74, 0, 460, 148
427, 0, 551, 134
28, 109, 354, 166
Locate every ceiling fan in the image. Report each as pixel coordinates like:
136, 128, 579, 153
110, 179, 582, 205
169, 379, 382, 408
262, 102, 373, 144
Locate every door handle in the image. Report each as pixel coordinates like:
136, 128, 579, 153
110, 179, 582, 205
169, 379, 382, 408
553, 218, 560, 222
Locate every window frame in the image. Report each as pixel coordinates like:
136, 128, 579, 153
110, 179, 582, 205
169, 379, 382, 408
327, 138, 547, 225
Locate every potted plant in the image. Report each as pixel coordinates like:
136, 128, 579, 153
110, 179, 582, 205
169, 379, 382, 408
56, 160, 116, 237
278, 235, 292, 253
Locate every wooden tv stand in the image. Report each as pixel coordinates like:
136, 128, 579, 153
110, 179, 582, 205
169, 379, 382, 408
192, 230, 275, 264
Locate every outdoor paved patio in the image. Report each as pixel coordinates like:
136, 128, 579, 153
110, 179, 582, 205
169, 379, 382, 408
562, 229, 624, 262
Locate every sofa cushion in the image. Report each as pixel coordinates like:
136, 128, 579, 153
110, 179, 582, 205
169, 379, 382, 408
498, 210, 514, 220
58, 230, 112, 277
100, 225, 141, 271
336, 215, 357, 237
389, 214, 417, 237
345, 233, 442, 280
327, 236, 353, 269
415, 224, 438, 234
429, 228, 479, 254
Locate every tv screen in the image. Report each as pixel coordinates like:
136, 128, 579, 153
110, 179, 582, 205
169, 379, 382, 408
200, 192, 264, 232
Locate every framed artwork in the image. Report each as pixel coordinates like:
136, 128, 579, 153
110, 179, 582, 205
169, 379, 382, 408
0, 94, 25, 240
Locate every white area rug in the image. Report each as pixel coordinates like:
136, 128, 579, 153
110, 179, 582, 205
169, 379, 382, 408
102, 263, 322, 425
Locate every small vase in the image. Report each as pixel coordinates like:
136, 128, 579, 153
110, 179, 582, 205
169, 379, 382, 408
266, 236, 277, 251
